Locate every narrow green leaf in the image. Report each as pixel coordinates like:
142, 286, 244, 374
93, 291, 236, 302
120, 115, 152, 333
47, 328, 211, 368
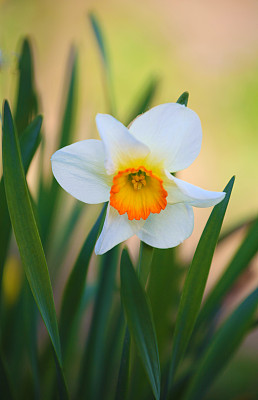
120, 249, 160, 400
58, 48, 78, 150
125, 78, 159, 126
115, 327, 131, 400
164, 176, 235, 398
183, 288, 258, 400
117, 242, 155, 400
1, 278, 26, 391
39, 48, 77, 247
137, 242, 154, 287
59, 204, 107, 355
148, 248, 182, 364
52, 201, 84, 275
97, 305, 125, 399
20, 115, 42, 173
0, 115, 42, 295
2, 101, 68, 398
89, 13, 108, 67
88, 12, 116, 115
0, 348, 15, 400
0, 179, 12, 292
23, 280, 40, 398
14, 38, 38, 135
76, 246, 119, 399
197, 217, 258, 327
176, 91, 189, 106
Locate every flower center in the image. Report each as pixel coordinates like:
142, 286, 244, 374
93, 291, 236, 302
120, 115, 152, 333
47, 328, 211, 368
130, 170, 147, 190
110, 166, 168, 220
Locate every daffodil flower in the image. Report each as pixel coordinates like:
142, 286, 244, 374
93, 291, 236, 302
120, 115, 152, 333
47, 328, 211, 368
51, 103, 225, 254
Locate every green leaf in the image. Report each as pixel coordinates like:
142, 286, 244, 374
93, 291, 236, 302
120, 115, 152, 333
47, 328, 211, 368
14, 38, 38, 135
197, 217, 258, 327
89, 13, 108, 67
58, 47, 78, 150
115, 327, 131, 400
183, 288, 258, 400
76, 246, 119, 399
120, 249, 160, 400
0, 348, 15, 400
0, 180, 12, 292
0, 115, 42, 295
125, 77, 159, 126
20, 115, 43, 173
164, 176, 235, 398
97, 305, 125, 399
52, 201, 84, 276
2, 101, 68, 398
59, 204, 107, 355
147, 248, 182, 364
117, 243, 154, 400
88, 12, 116, 115
23, 280, 40, 398
176, 91, 189, 106
137, 242, 154, 287
39, 48, 78, 247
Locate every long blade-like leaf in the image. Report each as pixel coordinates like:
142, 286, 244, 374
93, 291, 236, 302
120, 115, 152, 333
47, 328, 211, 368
39, 48, 77, 247
147, 248, 182, 365
197, 217, 258, 327
164, 176, 235, 398
0, 349, 15, 400
0, 179, 12, 292
183, 289, 258, 400
14, 38, 38, 135
2, 101, 68, 398
137, 242, 154, 287
23, 280, 40, 398
52, 202, 84, 277
120, 249, 160, 400
0, 116, 42, 294
59, 204, 107, 355
125, 78, 159, 126
89, 12, 116, 115
76, 246, 119, 399
97, 305, 125, 399
19, 115, 42, 172
115, 326, 131, 400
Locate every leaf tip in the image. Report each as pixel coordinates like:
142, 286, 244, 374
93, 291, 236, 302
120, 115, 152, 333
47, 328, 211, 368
176, 91, 189, 106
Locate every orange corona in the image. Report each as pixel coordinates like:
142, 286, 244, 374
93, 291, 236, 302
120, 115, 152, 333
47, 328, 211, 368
110, 166, 168, 220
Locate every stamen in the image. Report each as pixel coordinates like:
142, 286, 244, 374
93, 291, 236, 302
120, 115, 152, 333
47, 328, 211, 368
130, 170, 147, 191
110, 166, 168, 220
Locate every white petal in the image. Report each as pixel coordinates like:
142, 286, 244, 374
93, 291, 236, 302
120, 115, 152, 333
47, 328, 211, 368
129, 103, 202, 172
51, 139, 112, 204
95, 204, 145, 255
96, 113, 150, 175
137, 203, 194, 248
164, 171, 226, 208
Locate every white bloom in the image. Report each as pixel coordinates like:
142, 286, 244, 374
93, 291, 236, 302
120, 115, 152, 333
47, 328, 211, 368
51, 103, 225, 255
